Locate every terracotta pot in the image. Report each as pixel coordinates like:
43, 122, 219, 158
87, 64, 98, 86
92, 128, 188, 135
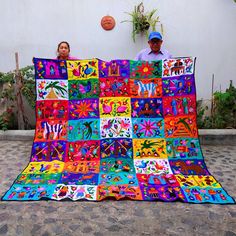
101, 16, 116, 31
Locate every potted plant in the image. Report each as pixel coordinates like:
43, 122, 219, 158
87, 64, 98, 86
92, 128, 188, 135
122, 2, 163, 42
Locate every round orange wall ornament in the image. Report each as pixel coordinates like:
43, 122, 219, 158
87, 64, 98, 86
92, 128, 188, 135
101, 15, 116, 30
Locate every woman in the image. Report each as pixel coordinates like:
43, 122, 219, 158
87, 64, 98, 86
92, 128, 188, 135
56, 41, 78, 60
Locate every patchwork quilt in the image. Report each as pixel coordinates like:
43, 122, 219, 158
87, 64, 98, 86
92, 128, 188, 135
2, 57, 235, 203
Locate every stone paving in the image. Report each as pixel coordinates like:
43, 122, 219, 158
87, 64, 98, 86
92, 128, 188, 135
0, 141, 235, 236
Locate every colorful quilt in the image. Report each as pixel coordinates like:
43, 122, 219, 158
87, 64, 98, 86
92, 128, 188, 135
2, 57, 235, 203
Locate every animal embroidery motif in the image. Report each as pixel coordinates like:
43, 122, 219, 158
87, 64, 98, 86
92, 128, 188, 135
174, 161, 207, 175
42, 122, 63, 140
134, 80, 156, 97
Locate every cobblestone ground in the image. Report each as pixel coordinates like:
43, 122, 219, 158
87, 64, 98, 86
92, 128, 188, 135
0, 141, 235, 236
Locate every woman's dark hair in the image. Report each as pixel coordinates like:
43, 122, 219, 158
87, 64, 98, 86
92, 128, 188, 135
57, 41, 70, 52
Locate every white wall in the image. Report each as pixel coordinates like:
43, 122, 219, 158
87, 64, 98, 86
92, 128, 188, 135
1, 0, 236, 100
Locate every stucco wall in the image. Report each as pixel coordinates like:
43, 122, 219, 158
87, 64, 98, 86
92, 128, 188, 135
1, 0, 236, 100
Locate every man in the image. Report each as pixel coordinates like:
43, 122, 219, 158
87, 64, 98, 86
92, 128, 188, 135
135, 32, 172, 61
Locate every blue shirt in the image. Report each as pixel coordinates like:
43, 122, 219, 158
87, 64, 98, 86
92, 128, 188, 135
135, 47, 172, 61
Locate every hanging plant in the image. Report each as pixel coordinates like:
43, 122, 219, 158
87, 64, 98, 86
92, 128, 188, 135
122, 2, 163, 42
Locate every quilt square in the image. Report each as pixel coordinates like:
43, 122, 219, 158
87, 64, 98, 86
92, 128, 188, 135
133, 139, 167, 159
169, 160, 209, 176
52, 184, 97, 201
2, 185, 55, 200
67, 59, 98, 79
68, 79, 99, 99
130, 60, 162, 78
175, 175, 221, 188
130, 78, 162, 98
97, 185, 142, 200
98, 172, 139, 186
36, 80, 68, 100
162, 75, 195, 97
34, 58, 68, 80
99, 77, 130, 97
36, 100, 69, 120
15, 173, 61, 185
132, 118, 164, 138
69, 99, 99, 119
163, 95, 196, 117
134, 159, 172, 175
99, 97, 131, 118
66, 140, 100, 162
131, 98, 163, 118
100, 138, 133, 159
100, 118, 132, 139
166, 138, 203, 159
23, 161, 64, 174
162, 58, 194, 77
35, 120, 68, 142
164, 115, 198, 138
137, 173, 179, 187
63, 161, 100, 174
99, 60, 130, 78
68, 119, 100, 141
58, 172, 99, 185
100, 158, 136, 174
31, 141, 67, 162
181, 186, 235, 204
140, 185, 185, 201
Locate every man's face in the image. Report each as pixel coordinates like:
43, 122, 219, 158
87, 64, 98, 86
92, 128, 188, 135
148, 38, 163, 53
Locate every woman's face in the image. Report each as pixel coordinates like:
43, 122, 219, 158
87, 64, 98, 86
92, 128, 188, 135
58, 43, 70, 59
